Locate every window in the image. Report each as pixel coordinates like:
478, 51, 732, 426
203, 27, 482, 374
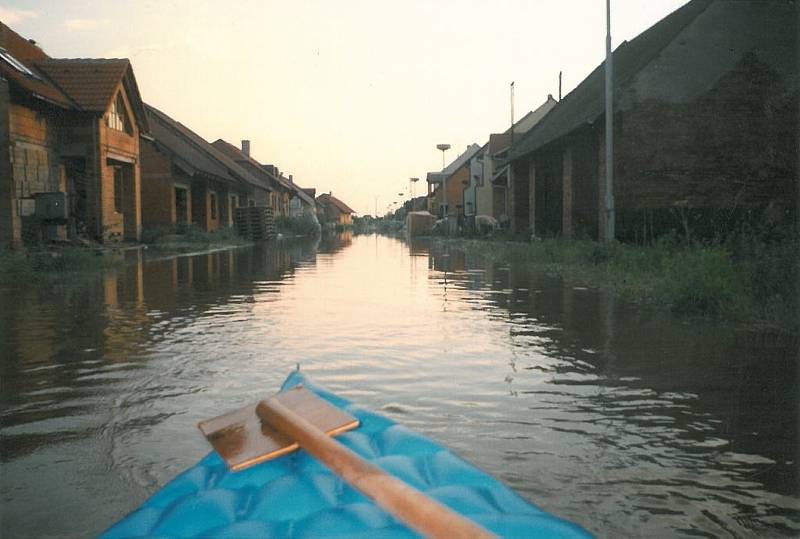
210, 193, 217, 220
175, 187, 188, 223
107, 92, 131, 134
0, 47, 40, 79
113, 167, 123, 213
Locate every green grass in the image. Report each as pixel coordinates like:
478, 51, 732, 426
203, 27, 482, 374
142, 224, 250, 251
442, 233, 798, 333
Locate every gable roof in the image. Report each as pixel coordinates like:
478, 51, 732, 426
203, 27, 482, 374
35, 59, 127, 111
0, 23, 149, 131
508, 0, 714, 160
145, 104, 265, 190
316, 193, 355, 215
426, 143, 482, 185
35, 58, 149, 132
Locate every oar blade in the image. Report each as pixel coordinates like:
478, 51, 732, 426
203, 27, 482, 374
198, 386, 359, 471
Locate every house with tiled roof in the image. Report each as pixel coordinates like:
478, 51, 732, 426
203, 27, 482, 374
315, 192, 355, 228
140, 104, 272, 231
0, 22, 149, 246
211, 139, 295, 218
505, 0, 797, 240
469, 95, 557, 225
426, 144, 481, 224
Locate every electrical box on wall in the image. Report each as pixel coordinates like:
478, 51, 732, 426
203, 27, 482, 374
34, 192, 68, 221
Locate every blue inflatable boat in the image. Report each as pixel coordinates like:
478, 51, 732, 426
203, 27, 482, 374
101, 371, 592, 538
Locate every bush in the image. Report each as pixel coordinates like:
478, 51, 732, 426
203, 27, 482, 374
275, 215, 321, 237
440, 226, 797, 333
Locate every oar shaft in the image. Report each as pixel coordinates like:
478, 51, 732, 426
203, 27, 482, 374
256, 397, 497, 539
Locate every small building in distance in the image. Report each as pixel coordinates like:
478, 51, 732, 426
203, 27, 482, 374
284, 179, 318, 223
0, 22, 149, 246
505, 0, 798, 240
140, 104, 270, 232
316, 192, 355, 228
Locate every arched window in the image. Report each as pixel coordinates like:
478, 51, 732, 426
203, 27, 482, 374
107, 92, 132, 134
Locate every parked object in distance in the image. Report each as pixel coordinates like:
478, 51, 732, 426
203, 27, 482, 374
406, 211, 437, 237
100, 371, 592, 538
475, 214, 499, 236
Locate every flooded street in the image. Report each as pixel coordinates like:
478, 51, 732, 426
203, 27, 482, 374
1, 233, 797, 538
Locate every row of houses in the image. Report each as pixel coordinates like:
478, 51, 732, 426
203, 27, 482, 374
0, 22, 356, 249
426, 0, 797, 241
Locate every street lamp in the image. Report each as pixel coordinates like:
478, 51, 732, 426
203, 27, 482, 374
436, 144, 450, 230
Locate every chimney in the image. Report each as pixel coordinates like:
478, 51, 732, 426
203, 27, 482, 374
241, 140, 250, 156
289, 174, 293, 183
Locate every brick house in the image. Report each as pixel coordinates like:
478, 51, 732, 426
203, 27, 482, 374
426, 144, 481, 220
316, 192, 355, 227
506, 0, 798, 240
0, 23, 149, 247
211, 139, 295, 218
141, 104, 270, 231
471, 96, 557, 224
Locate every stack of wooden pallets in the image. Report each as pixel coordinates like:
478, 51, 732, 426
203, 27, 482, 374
234, 206, 275, 240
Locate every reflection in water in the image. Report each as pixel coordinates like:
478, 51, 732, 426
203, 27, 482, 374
0, 233, 797, 538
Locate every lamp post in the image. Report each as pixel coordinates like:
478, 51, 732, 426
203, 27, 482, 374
436, 144, 450, 231
410, 177, 419, 210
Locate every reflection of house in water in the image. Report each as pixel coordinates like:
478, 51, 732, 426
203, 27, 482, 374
318, 230, 353, 254
407, 238, 431, 257
425, 244, 798, 493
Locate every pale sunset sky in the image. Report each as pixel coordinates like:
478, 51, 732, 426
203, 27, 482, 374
2, 0, 687, 215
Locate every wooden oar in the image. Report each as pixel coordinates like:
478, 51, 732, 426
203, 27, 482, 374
256, 394, 498, 539
199, 385, 497, 539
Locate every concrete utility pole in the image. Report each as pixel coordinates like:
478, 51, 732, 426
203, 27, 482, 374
436, 144, 450, 231
604, 0, 615, 241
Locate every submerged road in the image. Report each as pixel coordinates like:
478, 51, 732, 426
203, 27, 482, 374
1, 233, 797, 537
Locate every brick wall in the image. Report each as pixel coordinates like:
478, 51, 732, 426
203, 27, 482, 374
0, 79, 15, 247
615, 53, 797, 238
140, 140, 176, 227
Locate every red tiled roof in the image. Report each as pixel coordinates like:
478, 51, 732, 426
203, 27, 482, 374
0, 22, 48, 61
0, 22, 73, 107
35, 58, 129, 112
316, 193, 355, 215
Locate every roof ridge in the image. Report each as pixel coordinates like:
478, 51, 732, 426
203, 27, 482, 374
508, 0, 715, 160
145, 103, 263, 189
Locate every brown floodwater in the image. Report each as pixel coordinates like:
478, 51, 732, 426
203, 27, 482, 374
0, 233, 797, 538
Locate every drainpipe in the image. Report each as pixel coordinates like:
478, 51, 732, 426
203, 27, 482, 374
93, 116, 102, 240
